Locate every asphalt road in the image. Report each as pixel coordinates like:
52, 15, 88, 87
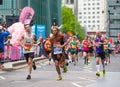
0, 54, 120, 87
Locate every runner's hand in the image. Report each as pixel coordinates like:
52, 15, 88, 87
57, 45, 63, 48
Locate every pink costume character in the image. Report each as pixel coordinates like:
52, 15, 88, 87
7, 6, 34, 61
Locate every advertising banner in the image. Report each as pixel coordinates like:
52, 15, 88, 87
31, 24, 46, 39
36, 24, 46, 39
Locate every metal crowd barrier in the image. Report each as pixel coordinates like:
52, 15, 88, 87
1, 44, 44, 63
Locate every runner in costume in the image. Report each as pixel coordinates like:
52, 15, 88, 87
50, 26, 68, 80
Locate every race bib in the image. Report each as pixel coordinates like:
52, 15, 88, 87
96, 42, 101, 48
24, 43, 32, 51
84, 45, 87, 48
104, 45, 108, 50
72, 45, 76, 49
54, 47, 62, 54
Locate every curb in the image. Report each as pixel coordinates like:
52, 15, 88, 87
2, 57, 46, 71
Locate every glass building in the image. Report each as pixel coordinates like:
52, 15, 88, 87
0, 0, 62, 37
107, 0, 120, 41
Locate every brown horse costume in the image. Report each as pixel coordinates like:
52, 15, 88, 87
50, 32, 66, 67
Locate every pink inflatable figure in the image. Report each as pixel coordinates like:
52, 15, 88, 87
7, 6, 34, 61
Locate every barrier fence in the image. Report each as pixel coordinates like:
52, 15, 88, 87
1, 44, 44, 63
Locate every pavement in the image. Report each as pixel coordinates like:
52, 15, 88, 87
0, 57, 46, 71
0, 54, 120, 87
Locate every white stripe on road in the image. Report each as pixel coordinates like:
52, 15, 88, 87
72, 82, 82, 87
0, 76, 5, 80
78, 77, 96, 82
36, 65, 41, 68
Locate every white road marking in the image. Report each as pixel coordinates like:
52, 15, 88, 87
0, 76, 5, 80
82, 64, 94, 72
72, 82, 82, 87
36, 65, 41, 68
78, 77, 96, 82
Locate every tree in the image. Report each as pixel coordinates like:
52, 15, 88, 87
62, 6, 84, 41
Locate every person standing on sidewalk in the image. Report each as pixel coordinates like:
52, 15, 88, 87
50, 26, 69, 81
19, 24, 36, 80
94, 31, 106, 77
0, 25, 10, 68
37, 33, 45, 57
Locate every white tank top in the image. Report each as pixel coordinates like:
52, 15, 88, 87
23, 32, 34, 54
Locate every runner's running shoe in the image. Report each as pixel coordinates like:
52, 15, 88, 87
63, 65, 67, 73
32, 61, 36, 70
102, 70, 106, 77
26, 75, 31, 80
96, 72, 100, 77
56, 76, 62, 81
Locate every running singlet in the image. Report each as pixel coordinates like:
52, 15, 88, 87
70, 41, 77, 52
23, 33, 34, 54
82, 40, 89, 51
94, 36, 104, 52
104, 42, 110, 53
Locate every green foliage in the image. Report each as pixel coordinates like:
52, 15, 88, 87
62, 6, 84, 41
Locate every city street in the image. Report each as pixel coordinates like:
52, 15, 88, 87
0, 54, 120, 87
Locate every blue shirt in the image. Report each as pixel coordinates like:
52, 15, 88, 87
0, 30, 10, 49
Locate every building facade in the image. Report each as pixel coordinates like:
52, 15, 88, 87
62, 0, 107, 37
62, 0, 75, 12
0, 0, 62, 37
78, 0, 107, 37
62, 0, 78, 17
107, 0, 120, 41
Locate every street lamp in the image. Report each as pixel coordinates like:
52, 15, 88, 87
108, 10, 110, 37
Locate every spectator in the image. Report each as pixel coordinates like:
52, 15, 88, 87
0, 25, 10, 68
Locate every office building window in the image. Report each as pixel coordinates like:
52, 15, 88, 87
79, 16, 82, 19
79, 21, 82, 23
93, 16, 95, 18
84, 3, 86, 6
93, 8, 95, 10
97, 3, 100, 5
88, 16, 91, 19
70, 0, 74, 4
84, 12, 86, 14
97, 11, 100, 14
88, 8, 91, 10
93, 20, 95, 23
97, 25, 100, 28
88, 25, 91, 27
92, 12, 95, 14
88, 21, 91, 23
97, 16, 100, 18
88, 12, 91, 14
93, 25, 95, 27
97, 7, 100, 10
97, 20, 100, 23
66, 0, 69, 4
88, 3, 91, 6
79, 12, 82, 14
92, 3, 95, 5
